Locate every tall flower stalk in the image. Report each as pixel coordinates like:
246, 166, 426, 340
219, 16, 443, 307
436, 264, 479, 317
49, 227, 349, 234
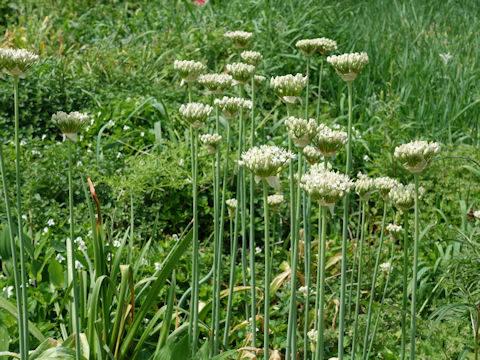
327, 52, 368, 359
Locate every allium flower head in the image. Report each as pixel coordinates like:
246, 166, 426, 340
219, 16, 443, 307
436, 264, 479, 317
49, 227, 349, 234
386, 223, 403, 233
296, 39, 320, 57
226, 198, 237, 217
327, 52, 369, 82
394, 140, 441, 174
199, 133, 222, 154
313, 123, 348, 157
224, 31, 253, 49
179, 103, 213, 128
239, 145, 295, 189
300, 167, 354, 209
270, 73, 307, 104
214, 96, 252, 119
0, 48, 39, 76
197, 73, 233, 95
285, 117, 318, 148
173, 60, 206, 83
315, 37, 338, 55
355, 172, 376, 201
51, 111, 89, 142
303, 145, 323, 165
308, 329, 318, 342
380, 262, 392, 275
226, 62, 255, 84
374, 177, 400, 201
389, 183, 425, 211
241, 51, 263, 66
267, 194, 284, 210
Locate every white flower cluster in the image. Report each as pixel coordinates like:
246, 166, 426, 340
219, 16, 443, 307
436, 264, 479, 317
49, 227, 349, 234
386, 223, 403, 233
296, 38, 338, 56
473, 210, 480, 219
253, 75, 266, 86
241, 51, 262, 66
226, 198, 237, 217
173, 60, 206, 83
214, 96, 252, 119
394, 140, 441, 174
179, 103, 213, 128
226, 62, 255, 84
0, 48, 39, 76
380, 262, 392, 274
303, 145, 323, 165
313, 123, 348, 157
307, 329, 318, 342
270, 73, 307, 104
300, 167, 354, 207
51, 111, 90, 142
389, 183, 425, 211
267, 194, 284, 209
285, 117, 317, 148
355, 172, 376, 200
327, 52, 369, 82
199, 133, 222, 154
374, 177, 400, 201
197, 73, 233, 94
239, 145, 294, 188
224, 31, 253, 48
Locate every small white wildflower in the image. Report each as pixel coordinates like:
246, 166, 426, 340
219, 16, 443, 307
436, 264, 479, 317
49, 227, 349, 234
327, 52, 369, 82
173, 60, 206, 83
179, 159, 184, 166
298, 286, 308, 296
380, 262, 392, 275
140, 131, 145, 137
267, 194, 284, 210
20, 140, 27, 146
198, 73, 233, 95
47, 219, 55, 226
226, 62, 255, 84
116, 152, 122, 159
226, 198, 237, 217
41, 134, 47, 141
240, 51, 262, 66
43, 227, 49, 234
270, 73, 307, 104
75, 260, 84, 270
179, 103, 213, 129
154, 262, 161, 270
374, 177, 400, 201
107, 253, 112, 262
199, 133, 222, 154
308, 329, 318, 342
107, 120, 115, 127
303, 146, 323, 165
394, 140, 441, 174
3, 286, 14, 298
55, 253, 65, 263
224, 31, 253, 49
315, 37, 338, 55
355, 173, 376, 201
113, 240, 121, 247
172, 234, 179, 242
51, 111, 90, 142
313, 123, 348, 157
386, 223, 403, 233
255, 246, 262, 254
0, 48, 39, 76
123, 125, 130, 130
296, 39, 322, 56
22, 214, 27, 221
31, 150, 41, 156
363, 154, 370, 162
285, 117, 318, 148
214, 96, 252, 119
389, 183, 425, 211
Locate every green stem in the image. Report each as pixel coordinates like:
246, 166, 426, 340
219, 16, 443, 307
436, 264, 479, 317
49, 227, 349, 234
338, 81, 353, 360
0, 144, 25, 360
303, 192, 312, 360
249, 75, 257, 347
67, 140, 81, 360
191, 127, 199, 356
315, 203, 327, 360
347, 209, 362, 319
316, 58, 324, 124
351, 201, 366, 360
361, 201, 387, 359
401, 211, 409, 360
263, 180, 271, 359
410, 174, 420, 359
305, 56, 310, 118
14, 76, 29, 359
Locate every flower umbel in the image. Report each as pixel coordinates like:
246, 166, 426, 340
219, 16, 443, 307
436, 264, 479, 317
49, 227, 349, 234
51, 111, 90, 142
303, 145, 323, 165
296, 39, 320, 57
0, 48, 39, 76
241, 51, 263, 67
270, 73, 307, 104
179, 103, 213, 128
285, 117, 318, 148
394, 140, 441, 174
214, 96, 252, 119
224, 31, 253, 48
327, 52, 369, 82
226, 62, 255, 84
386, 223, 403, 233
389, 183, 425, 211
312, 123, 348, 157
374, 177, 400, 201
173, 60, 206, 83
380, 262, 392, 275
315, 37, 338, 55
226, 198, 237, 217
267, 194, 284, 210
197, 73, 233, 95
199, 133, 222, 154
355, 172, 376, 201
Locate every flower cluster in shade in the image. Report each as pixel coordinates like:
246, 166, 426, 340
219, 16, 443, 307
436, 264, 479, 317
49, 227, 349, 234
327, 52, 369, 82
313, 123, 348, 157
394, 140, 441, 174
389, 183, 425, 211
51, 111, 90, 142
239, 145, 295, 189
214, 96, 252, 120
295, 37, 337, 56
199, 133, 222, 154
226, 198, 237, 217
380, 262, 392, 275
241, 51, 262, 66
174, 60, 206, 83
226, 62, 255, 84
198, 73, 232, 95
270, 73, 307, 104
179, 103, 213, 128
303, 145, 323, 165
285, 117, 318, 148
386, 223, 403, 233
374, 177, 400, 201
224, 31, 253, 48
355, 172, 376, 201
267, 194, 284, 210
300, 165, 354, 209
0, 48, 39, 76
253, 75, 266, 87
